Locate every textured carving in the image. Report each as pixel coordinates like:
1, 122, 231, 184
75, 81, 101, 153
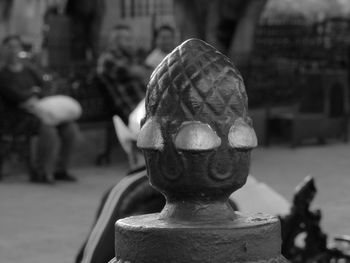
116, 39, 287, 263
146, 39, 247, 120
138, 39, 257, 202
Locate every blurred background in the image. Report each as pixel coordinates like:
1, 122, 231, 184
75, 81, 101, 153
1, 0, 350, 263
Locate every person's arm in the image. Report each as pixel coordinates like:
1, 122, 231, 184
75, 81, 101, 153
97, 52, 115, 76
26, 65, 44, 87
0, 67, 42, 110
18, 96, 40, 113
129, 63, 149, 85
0, 72, 33, 105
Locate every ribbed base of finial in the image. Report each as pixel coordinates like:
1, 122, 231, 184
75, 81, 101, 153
115, 212, 288, 263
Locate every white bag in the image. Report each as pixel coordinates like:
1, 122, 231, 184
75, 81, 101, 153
112, 99, 146, 154
34, 95, 82, 126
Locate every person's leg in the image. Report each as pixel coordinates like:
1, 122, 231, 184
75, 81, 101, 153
55, 121, 79, 180
35, 123, 60, 183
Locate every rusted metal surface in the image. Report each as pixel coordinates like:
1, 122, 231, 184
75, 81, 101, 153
113, 39, 288, 263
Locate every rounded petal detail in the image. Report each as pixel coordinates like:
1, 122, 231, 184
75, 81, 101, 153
137, 119, 164, 150
228, 118, 258, 149
174, 121, 221, 151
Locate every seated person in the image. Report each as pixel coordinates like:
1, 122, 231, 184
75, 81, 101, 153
76, 99, 290, 263
96, 24, 147, 124
145, 25, 176, 69
0, 35, 78, 183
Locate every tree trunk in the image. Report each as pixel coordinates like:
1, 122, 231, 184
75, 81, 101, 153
173, 0, 268, 67
65, 0, 105, 61
229, 0, 268, 67
173, 0, 211, 41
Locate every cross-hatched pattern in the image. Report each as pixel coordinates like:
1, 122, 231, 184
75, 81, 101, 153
146, 39, 248, 121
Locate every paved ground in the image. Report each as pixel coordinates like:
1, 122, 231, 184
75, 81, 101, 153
1, 135, 350, 263
251, 143, 350, 236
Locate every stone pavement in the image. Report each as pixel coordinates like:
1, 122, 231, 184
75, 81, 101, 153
1, 141, 350, 263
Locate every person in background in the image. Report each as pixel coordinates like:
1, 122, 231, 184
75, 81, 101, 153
97, 24, 134, 76
96, 24, 147, 124
0, 35, 78, 183
145, 25, 176, 70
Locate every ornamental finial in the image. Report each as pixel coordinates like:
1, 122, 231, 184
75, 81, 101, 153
115, 39, 287, 263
